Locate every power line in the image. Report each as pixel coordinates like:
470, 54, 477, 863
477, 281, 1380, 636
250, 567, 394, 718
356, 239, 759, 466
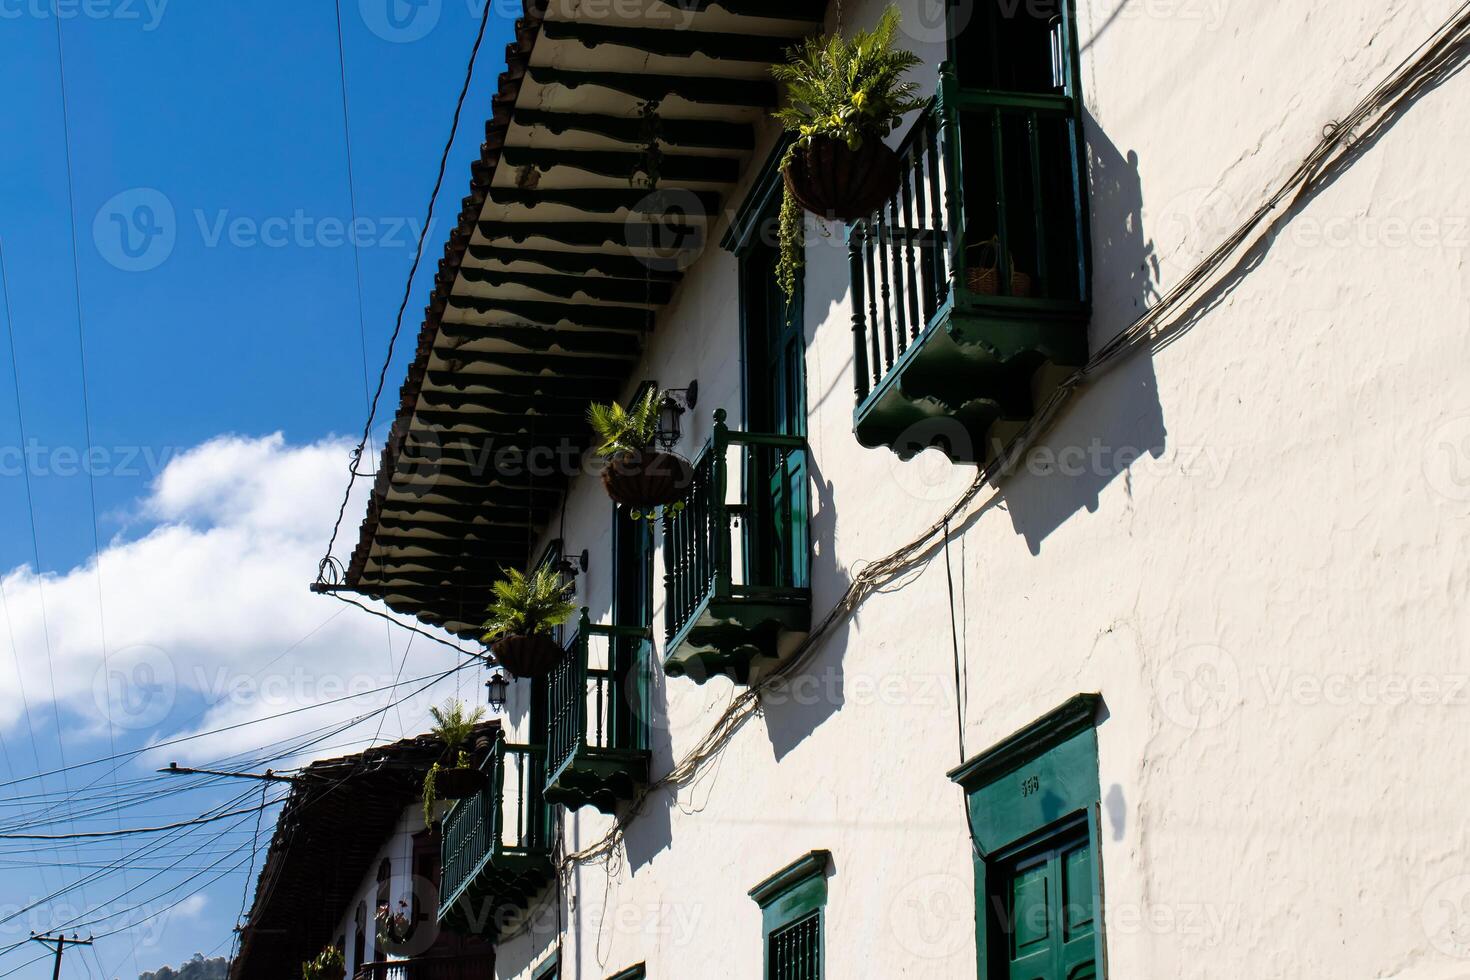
318, 0, 497, 569
49, 10, 131, 969
0, 660, 470, 791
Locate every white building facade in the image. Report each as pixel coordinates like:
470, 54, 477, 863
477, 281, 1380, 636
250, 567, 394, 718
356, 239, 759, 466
340, 0, 1470, 977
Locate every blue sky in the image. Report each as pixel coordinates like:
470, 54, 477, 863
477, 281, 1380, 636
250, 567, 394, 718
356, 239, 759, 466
0, 2, 511, 976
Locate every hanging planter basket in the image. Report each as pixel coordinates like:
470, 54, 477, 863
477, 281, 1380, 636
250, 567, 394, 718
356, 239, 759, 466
601, 449, 694, 509
492, 632, 565, 679
782, 135, 902, 223
432, 765, 486, 800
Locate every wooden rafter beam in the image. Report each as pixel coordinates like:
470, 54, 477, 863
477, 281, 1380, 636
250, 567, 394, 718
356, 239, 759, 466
465, 244, 683, 281
498, 146, 739, 185
420, 371, 622, 399
483, 186, 723, 216
511, 108, 753, 151
442, 297, 655, 330
430, 349, 632, 377
456, 269, 676, 305
476, 218, 708, 251
436, 324, 642, 358
540, 21, 795, 62
525, 66, 777, 107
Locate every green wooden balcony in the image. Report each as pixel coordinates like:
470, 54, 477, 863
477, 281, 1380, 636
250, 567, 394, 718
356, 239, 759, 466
661, 411, 810, 684
437, 736, 553, 936
849, 64, 1090, 466
544, 612, 651, 814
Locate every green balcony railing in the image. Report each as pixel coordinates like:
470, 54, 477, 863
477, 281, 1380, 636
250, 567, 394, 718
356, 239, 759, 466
849, 64, 1091, 465
437, 735, 552, 934
544, 612, 651, 813
661, 410, 811, 683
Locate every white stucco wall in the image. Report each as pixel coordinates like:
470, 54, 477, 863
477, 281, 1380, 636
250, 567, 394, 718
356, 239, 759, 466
334, 806, 423, 977
487, 0, 1470, 977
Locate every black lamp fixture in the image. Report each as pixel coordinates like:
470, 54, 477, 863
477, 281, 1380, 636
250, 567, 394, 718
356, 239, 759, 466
485, 670, 509, 713
555, 549, 589, 578
656, 381, 698, 449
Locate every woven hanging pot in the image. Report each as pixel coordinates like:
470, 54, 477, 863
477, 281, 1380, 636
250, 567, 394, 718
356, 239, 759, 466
601, 449, 694, 509
433, 766, 487, 800
782, 135, 902, 223
492, 633, 565, 679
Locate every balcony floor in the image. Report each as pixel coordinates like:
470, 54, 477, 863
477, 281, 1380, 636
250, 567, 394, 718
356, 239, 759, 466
439, 849, 553, 938
854, 296, 1089, 465
544, 746, 650, 815
662, 590, 811, 684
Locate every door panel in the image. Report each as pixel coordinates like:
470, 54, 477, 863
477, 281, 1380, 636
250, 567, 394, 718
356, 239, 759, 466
742, 208, 809, 591
991, 824, 1097, 980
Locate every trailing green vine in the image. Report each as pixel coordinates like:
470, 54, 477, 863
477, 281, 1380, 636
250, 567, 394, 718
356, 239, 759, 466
770, 6, 923, 304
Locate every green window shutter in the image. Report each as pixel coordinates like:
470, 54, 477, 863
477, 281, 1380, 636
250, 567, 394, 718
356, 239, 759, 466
950, 695, 1105, 980
993, 820, 1096, 980
769, 910, 821, 980
749, 850, 830, 980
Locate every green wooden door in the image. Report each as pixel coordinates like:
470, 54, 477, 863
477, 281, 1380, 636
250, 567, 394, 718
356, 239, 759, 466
611, 507, 652, 746
992, 824, 1096, 980
741, 210, 809, 591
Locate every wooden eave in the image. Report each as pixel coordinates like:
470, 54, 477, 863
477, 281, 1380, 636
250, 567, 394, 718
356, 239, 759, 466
343, 0, 823, 638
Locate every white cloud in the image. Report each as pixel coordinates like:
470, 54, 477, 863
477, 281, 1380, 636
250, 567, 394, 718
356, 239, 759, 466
0, 433, 478, 772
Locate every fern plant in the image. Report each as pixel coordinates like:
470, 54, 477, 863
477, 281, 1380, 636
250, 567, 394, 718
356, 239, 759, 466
422, 698, 485, 827
771, 6, 923, 301
429, 698, 485, 755
587, 387, 662, 458
480, 565, 578, 643
301, 946, 344, 980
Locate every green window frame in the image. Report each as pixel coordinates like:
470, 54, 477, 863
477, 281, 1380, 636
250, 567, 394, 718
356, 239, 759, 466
749, 849, 830, 980
606, 965, 646, 980
949, 694, 1105, 980
533, 955, 560, 980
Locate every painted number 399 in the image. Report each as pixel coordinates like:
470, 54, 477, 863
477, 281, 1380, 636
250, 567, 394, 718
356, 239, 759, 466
1020, 775, 1040, 797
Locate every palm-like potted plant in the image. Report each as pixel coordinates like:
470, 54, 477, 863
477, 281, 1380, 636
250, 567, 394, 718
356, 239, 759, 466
301, 946, 344, 980
421, 699, 487, 826
588, 387, 694, 511
772, 6, 923, 300
481, 565, 578, 679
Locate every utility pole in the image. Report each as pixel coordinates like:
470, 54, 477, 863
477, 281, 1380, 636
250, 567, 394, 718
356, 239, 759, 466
29, 933, 93, 980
